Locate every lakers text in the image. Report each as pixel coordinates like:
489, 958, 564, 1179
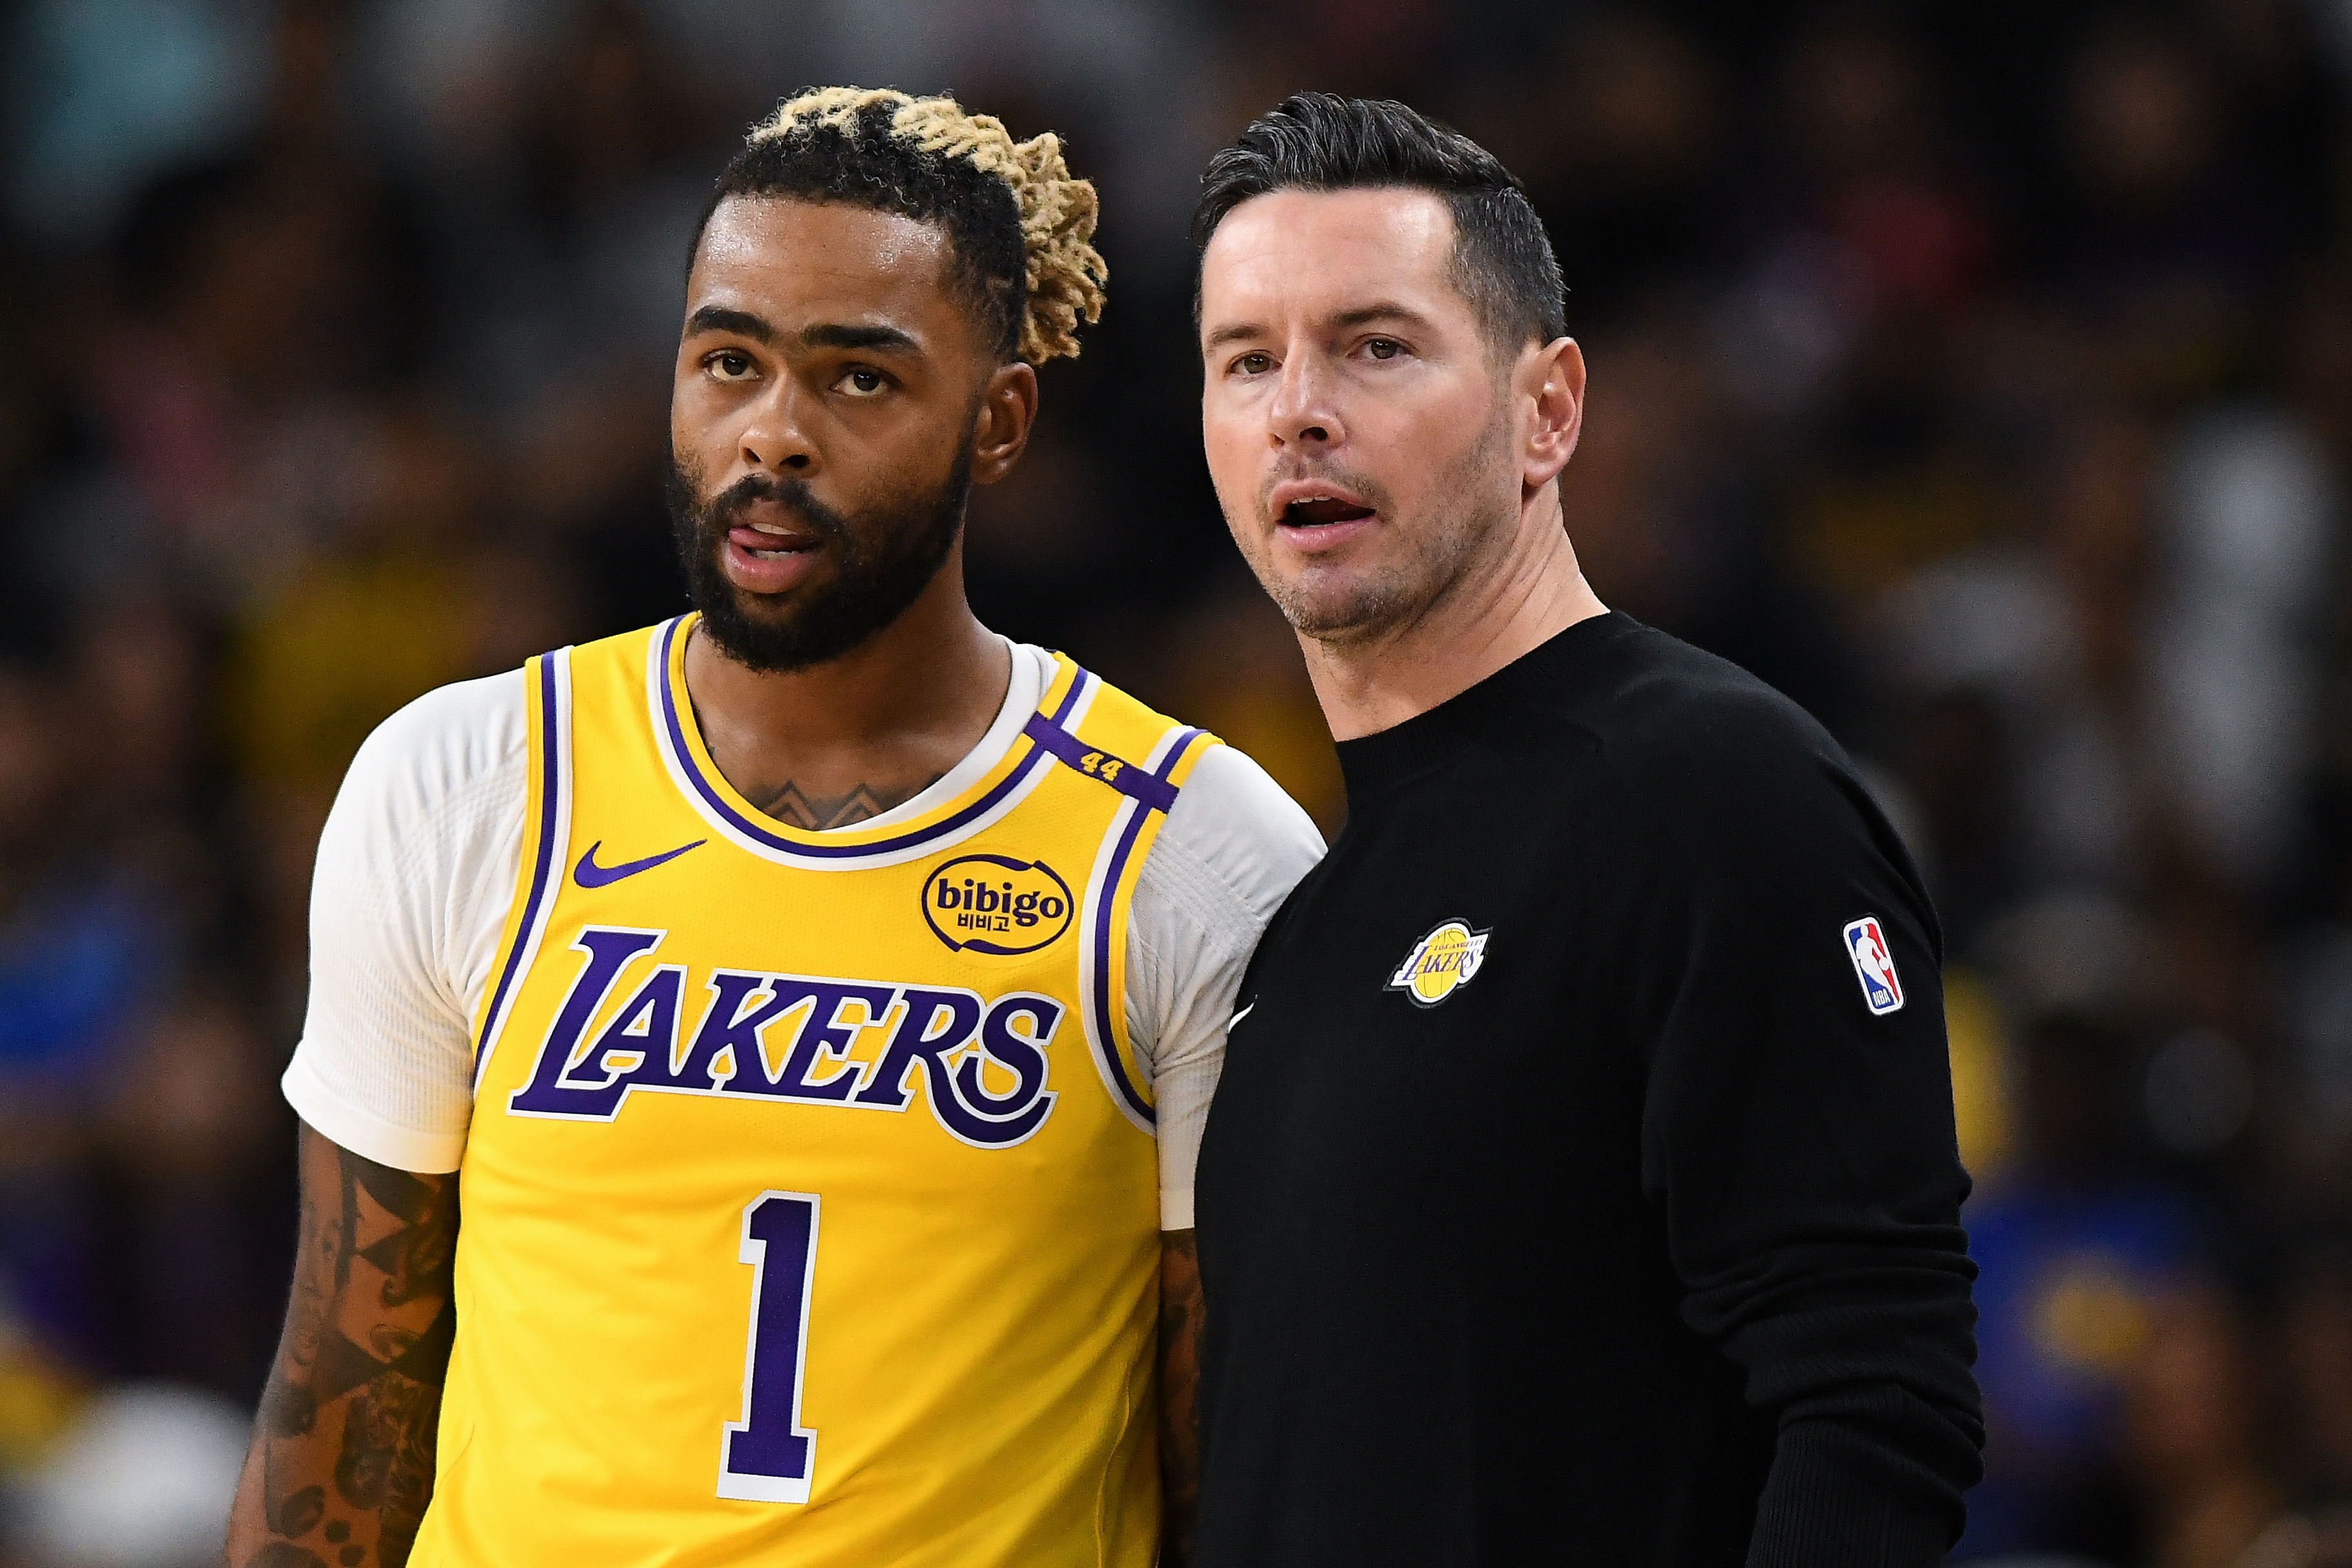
507, 926, 1064, 1147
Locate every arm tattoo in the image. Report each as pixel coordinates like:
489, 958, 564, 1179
1159, 1229, 1203, 1568
228, 1127, 457, 1567
750, 774, 945, 830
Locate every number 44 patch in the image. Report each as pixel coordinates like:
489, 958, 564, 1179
1842, 916, 1904, 1016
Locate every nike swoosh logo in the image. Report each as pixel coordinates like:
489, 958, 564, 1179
1227, 1003, 1255, 1032
573, 838, 706, 889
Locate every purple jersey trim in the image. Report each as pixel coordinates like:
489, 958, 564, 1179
654, 616, 1083, 861
1018, 712, 1180, 814
654, 610, 1194, 1125
476, 654, 565, 1074
1084, 727, 1207, 1127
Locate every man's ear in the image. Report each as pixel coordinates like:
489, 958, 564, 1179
1520, 336, 1585, 492
970, 360, 1041, 485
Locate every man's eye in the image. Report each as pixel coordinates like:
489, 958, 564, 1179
1366, 338, 1403, 361
1233, 352, 1273, 376
708, 351, 756, 381
837, 367, 887, 396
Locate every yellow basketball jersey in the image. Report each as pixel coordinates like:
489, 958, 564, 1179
413, 615, 1218, 1565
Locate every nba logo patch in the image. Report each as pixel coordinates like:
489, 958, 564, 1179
1842, 916, 1904, 1016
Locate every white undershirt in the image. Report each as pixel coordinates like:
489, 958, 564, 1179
281, 640, 1324, 1229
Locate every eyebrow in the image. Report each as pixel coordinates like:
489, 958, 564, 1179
799, 322, 920, 355
1332, 302, 1436, 334
685, 305, 778, 344
1201, 301, 1440, 354
683, 310, 921, 357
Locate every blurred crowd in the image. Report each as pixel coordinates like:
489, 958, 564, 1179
2, 0, 2349, 1562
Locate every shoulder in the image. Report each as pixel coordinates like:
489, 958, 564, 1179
1549, 621, 1922, 893
1572, 620, 1858, 821
1038, 651, 1325, 909
328, 670, 532, 849
350, 670, 530, 794
1566, 623, 1931, 936
1151, 744, 1325, 925
1121, 740, 1323, 1073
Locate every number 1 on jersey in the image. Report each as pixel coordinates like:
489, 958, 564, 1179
718, 1191, 820, 1503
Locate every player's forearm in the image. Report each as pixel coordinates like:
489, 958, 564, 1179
1158, 1228, 1202, 1567
228, 1373, 443, 1564
226, 1125, 457, 1567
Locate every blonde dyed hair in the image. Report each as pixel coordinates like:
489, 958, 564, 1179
747, 86, 1107, 364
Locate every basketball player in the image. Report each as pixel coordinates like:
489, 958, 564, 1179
1188, 96, 1982, 1564
225, 88, 1320, 1566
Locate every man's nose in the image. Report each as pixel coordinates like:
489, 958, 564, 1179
1268, 354, 1343, 448
739, 380, 816, 474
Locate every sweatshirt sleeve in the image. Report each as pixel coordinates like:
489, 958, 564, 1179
1622, 683, 1984, 1567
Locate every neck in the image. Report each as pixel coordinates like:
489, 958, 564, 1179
683, 552, 1012, 829
1300, 485, 1607, 741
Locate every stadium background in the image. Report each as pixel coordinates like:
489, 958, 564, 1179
2, 0, 2349, 1562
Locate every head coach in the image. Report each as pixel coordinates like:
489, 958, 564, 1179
1183, 93, 1984, 1567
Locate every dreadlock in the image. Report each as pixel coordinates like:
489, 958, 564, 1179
690, 86, 1107, 365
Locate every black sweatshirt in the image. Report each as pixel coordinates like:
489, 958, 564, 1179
1193, 613, 1983, 1568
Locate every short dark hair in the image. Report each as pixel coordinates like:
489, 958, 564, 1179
1192, 93, 1567, 354
690, 95, 1025, 361
688, 88, 1107, 365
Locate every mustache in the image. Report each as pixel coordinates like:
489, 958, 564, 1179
703, 471, 852, 543
1257, 459, 1391, 518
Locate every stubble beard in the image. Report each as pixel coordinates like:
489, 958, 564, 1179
665, 440, 973, 674
1251, 412, 1517, 650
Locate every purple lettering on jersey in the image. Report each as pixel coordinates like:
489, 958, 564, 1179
501, 934, 1062, 1145
946, 994, 1063, 1144
850, 988, 984, 1112
729, 979, 896, 1103
849, 987, 1063, 1145
509, 927, 665, 1117
845, 988, 1063, 1147
719, 1192, 821, 1502
538, 964, 686, 1117
666, 970, 793, 1091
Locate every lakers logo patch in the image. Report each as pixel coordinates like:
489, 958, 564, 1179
1387, 920, 1491, 1007
922, 853, 1074, 956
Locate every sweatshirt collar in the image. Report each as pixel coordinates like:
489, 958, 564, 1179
1333, 610, 1628, 806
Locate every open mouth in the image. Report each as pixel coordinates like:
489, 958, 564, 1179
731, 521, 820, 559
1280, 496, 1377, 528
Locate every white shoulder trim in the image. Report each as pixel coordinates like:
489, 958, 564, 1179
281, 670, 532, 1173
1128, 743, 1325, 1227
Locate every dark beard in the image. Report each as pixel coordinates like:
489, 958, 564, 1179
666, 443, 972, 674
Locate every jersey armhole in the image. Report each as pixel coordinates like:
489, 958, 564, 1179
1081, 711, 1221, 1134
469, 647, 576, 1093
